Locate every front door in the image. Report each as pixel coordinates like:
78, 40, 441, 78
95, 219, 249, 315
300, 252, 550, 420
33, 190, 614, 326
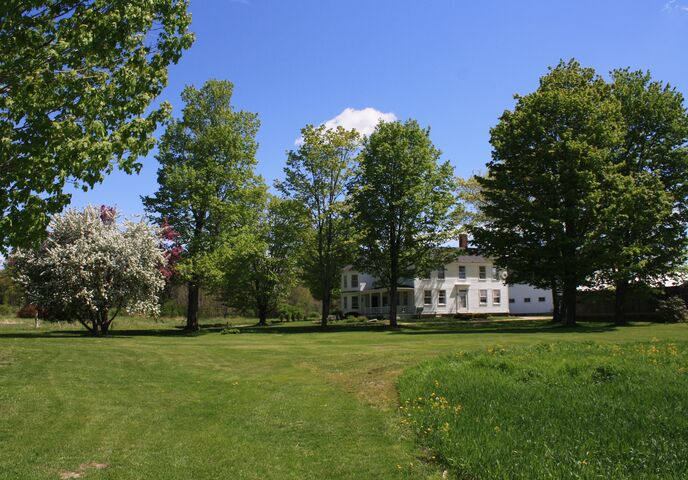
457, 289, 468, 312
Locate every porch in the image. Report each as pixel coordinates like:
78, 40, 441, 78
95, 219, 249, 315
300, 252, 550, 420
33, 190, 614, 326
347, 287, 417, 318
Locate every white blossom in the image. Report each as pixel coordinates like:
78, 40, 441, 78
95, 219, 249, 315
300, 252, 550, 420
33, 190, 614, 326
12, 206, 166, 334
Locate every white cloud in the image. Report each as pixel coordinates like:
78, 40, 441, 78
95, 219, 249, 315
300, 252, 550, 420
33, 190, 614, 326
295, 107, 397, 145
663, 0, 688, 12
322, 107, 397, 137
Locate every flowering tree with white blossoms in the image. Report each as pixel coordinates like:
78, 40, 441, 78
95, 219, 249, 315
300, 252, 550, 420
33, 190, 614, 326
12, 206, 166, 335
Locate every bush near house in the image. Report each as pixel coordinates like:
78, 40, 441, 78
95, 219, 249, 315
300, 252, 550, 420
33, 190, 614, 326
656, 296, 688, 323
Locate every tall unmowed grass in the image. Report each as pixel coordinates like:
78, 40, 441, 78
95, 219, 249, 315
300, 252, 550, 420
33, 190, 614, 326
398, 340, 688, 479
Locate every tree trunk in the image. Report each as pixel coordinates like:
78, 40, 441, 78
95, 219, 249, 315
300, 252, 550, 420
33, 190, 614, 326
551, 279, 560, 323
614, 280, 628, 326
562, 278, 577, 326
187, 281, 200, 331
321, 289, 330, 328
389, 284, 398, 328
257, 307, 267, 326
101, 308, 109, 335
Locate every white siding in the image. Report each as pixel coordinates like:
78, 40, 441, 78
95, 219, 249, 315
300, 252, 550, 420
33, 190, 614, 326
508, 284, 553, 315
412, 256, 509, 315
340, 257, 556, 317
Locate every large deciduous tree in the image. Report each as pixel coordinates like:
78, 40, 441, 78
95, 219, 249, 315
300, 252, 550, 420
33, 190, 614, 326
0, 1, 193, 252
142, 80, 264, 331
349, 120, 460, 327
213, 196, 305, 326
276, 124, 361, 327
596, 69, 688, 325
11, 206, 166, 335
474, 60, 624, 326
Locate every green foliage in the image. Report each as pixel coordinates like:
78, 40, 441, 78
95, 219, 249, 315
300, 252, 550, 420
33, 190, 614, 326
285, 285, 321, 318
142, 79, 264, 330
398, 341, 688, 479
0, 269, 22, 308
456, 174, 487, 229
278, 304, 305, 322
0, 1, 194, 251
349, 119, 461, 325
595, 69, 688, 310
277, 124, 361, 325
213, 196, 306, 325
474, 59, 625, 324
656, 296, 688, 323
220, 326, 241, 334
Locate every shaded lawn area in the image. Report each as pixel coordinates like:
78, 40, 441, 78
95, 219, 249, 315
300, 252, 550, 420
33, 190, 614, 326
0, 317, 686, 479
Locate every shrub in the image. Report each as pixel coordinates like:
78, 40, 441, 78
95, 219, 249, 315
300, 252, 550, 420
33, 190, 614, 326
221, 327, 241, 335
656, 296, 688, 323
160, 299, 185, 318
16, 304, 38, 318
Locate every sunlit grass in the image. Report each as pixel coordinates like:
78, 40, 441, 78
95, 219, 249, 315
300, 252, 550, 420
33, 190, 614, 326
398, 341, 688, 479
1, 316, 686, 479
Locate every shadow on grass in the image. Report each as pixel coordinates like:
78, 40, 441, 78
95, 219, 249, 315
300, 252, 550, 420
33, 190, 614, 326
0, 318, 626, 339
392, 321, 617, 335
236, 319, 618, 336
0, 324, 216, 339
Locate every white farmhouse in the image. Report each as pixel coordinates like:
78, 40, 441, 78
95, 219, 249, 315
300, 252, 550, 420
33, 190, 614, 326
341, 249, 553, 318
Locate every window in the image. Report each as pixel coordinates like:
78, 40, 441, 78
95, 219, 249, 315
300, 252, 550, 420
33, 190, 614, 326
509, 298, 515, 304
491, 266, 498, 281
343, 275, 347, 289
382, 294, 388, 307
438, 290, 446, 305
458, 265, 466, 279
538, 297, 546, 302
351, 296, 359, 309
343, 296, 348, 309
524, 297, 531, 303
437, 267, 445, 279
479, 266, 487, 281
402, 291, 409, 306
351, 274, 358, 288
479, 289, 488, 306
493, 290, 501, 305
424, 290, 432, 306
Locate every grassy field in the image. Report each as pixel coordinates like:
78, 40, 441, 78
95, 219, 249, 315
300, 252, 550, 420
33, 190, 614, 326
0, 316, 687, 479
398, 341, 688, 479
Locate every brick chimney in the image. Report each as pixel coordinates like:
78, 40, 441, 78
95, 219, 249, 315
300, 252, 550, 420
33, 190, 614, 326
459, 233, 468, 249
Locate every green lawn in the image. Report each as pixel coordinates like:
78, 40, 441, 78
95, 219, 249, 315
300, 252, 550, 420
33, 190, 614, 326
0, 317, 686, 479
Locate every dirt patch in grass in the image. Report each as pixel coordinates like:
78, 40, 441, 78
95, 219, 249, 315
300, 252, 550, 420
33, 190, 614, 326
59, 462, 108, 479
297, 359, 404, 411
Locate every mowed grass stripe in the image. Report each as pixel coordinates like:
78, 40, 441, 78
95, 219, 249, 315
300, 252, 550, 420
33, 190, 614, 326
1, 318, 687, 479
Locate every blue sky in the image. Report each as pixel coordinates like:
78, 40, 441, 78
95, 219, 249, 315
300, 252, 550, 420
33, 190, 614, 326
67, 0, 688, 217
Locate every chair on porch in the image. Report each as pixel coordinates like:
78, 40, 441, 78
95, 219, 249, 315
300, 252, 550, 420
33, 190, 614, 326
415, 307, 424, 319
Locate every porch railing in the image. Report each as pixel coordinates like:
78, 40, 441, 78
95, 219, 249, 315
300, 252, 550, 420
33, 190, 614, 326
357, 306, 417, 316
